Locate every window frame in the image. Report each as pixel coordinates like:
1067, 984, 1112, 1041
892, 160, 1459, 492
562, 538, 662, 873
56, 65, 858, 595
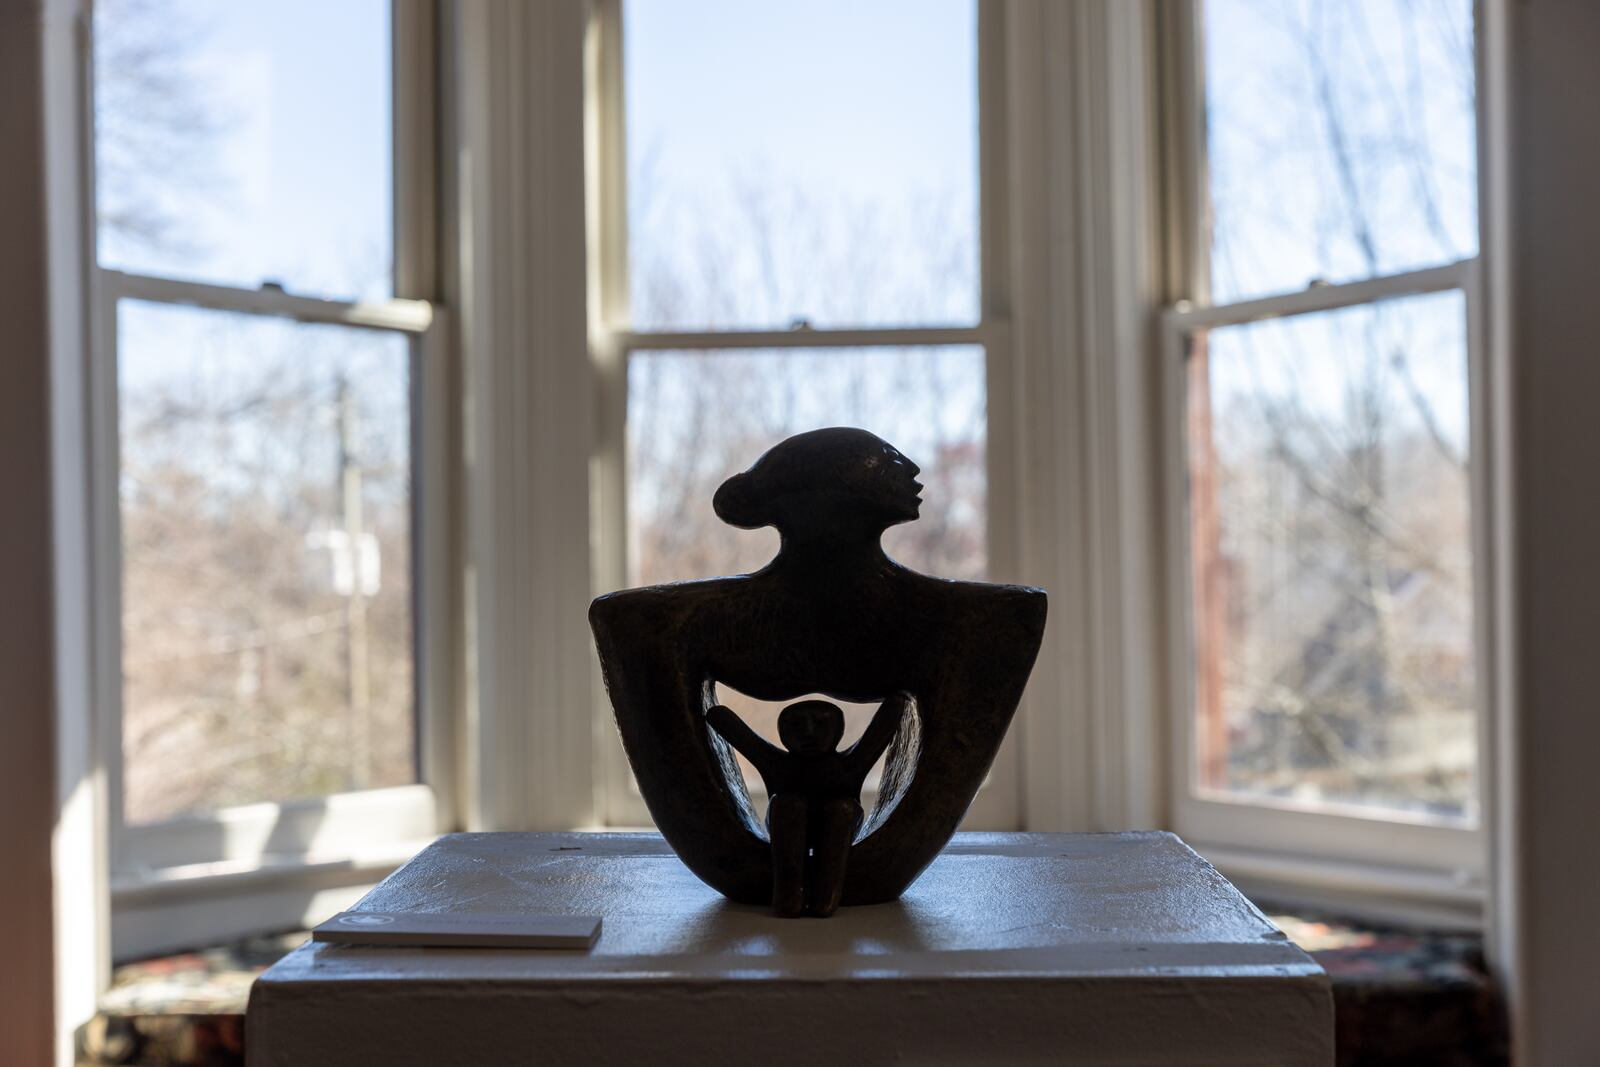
584, 0, 1023, 829
89, 0, 456, 958
1157, 0, 1492, 906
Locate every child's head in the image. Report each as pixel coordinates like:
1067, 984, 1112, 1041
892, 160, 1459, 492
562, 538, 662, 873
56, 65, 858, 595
777, 699, 846, 754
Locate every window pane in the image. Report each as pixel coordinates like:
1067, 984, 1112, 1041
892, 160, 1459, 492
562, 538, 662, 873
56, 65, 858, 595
627, 345, 986, 805
119, 302, 415, 823
627, 346, 986, 586
624, 0, 979, 330
1186, 291, 1477, 822
94, 0, 393, 300
1203, 0, 1477, 303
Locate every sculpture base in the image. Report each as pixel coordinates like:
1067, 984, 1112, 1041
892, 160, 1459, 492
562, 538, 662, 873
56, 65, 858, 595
249, 831, 1333, 1067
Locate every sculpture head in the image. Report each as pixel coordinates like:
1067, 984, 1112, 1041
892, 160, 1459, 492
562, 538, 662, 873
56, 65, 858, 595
777, 699, 847, 754
712, 427, 922, 541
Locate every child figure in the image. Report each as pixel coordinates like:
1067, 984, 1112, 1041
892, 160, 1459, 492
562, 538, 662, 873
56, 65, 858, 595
706, 693, 909, 917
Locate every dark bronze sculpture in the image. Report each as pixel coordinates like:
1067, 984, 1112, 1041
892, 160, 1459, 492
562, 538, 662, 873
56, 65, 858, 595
589, 427, 1047, 916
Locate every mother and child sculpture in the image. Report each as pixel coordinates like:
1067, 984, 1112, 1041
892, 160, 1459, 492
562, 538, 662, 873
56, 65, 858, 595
590, 428, 1047, 917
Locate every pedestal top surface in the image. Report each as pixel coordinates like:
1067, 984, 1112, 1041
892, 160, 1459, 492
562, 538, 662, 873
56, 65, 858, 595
260, 830, 1319, 984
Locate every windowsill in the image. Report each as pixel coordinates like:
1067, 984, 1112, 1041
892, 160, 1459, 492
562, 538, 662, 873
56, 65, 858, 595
1198, 842, 1485, 931
109, 840, 435, 961
1189, 787, 1479, 831
110, 840, 433, 906
114, 784, 441, 875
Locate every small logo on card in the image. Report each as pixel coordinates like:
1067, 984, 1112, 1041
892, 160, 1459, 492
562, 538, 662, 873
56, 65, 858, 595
338, 914, 397, 927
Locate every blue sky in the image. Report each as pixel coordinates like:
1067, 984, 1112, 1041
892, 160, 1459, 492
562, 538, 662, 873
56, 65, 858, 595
98, 0, 392, 301
625, 0, 974, 199
98, 0, 1478, 482
625, 0, 979, 329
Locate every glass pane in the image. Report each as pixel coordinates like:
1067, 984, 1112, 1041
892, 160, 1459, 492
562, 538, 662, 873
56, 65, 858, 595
624, 0, 979, 330
1203, 0, 1477, 303
627, 345, 986, 770
1187, 291, 1477, 822
119, 301, 415, 823
628, 346, 986, 585
94, 0, 393, 300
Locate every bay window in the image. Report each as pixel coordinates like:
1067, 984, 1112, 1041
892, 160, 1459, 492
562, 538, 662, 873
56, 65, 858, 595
78, 0, 1498, 966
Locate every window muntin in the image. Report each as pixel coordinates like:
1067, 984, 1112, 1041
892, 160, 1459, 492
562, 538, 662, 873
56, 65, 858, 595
93, 0, 395, 301
117, 302, 417, 823
623, 0, 979, 330
1202, 0, 1478, 304
1184, 289, 1477, 823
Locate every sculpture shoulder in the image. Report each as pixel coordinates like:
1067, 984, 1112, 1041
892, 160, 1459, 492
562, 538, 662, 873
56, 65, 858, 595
908, 572, 1047, 623
589, 575, 759, 633
897, 574, 1048, 658
1002, 581, 1049, 622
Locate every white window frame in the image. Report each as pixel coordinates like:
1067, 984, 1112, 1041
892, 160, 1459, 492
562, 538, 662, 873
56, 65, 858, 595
584, 0, 1023, 830
1156, 0, 1491, 917
69, 0, 1494, 962
90, 0, 456, 958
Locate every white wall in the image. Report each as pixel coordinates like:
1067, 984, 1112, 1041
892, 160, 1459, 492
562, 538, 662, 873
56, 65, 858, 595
4, 3, 106, 1064
1486, 0, 1600, 1062
0, 2, 62, 1061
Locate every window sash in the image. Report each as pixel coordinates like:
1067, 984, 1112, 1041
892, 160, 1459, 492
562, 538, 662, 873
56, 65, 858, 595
1160, 260, 1490, 877
610, 326, 993, 351
1166, 261, 1471, 331
1156, 0, 1492, 892
100, 270, 434, 331
91, 2, 452, 897
94, 269, 453, 880
587, 0, 1019, 830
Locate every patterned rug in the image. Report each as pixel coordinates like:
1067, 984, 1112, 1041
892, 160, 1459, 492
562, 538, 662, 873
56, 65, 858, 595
1272, 914, 1509, 1067
78, 932, 301, 1067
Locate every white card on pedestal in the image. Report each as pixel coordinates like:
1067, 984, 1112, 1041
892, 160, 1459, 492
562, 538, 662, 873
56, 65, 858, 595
313, 911, 601, 950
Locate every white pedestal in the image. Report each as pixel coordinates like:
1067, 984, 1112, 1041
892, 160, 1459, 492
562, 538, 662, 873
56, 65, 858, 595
248, 831, 1332, 1066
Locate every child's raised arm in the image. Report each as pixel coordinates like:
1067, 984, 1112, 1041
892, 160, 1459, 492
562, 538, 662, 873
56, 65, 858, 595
705, 704, 784, 781
845, 692, 911, 779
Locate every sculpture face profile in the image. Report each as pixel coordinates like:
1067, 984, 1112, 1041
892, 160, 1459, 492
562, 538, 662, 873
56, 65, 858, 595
589, 427, 1047, 915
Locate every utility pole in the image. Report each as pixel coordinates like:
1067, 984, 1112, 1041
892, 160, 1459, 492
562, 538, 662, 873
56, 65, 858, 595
337, 375, 372, 790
